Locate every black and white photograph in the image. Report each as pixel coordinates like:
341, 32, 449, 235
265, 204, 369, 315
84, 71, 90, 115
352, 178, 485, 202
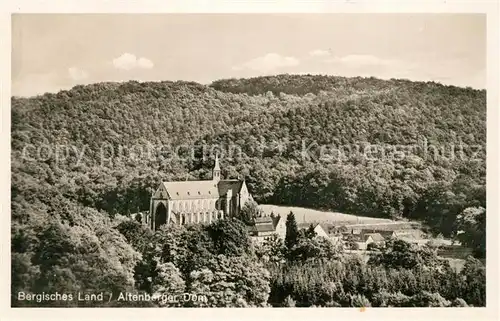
3, 2, 499, 319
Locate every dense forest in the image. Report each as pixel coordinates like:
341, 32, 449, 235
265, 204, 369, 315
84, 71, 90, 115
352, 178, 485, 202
11, 74, 486, 306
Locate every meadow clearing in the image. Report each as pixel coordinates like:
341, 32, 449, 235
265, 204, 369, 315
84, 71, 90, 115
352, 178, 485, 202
259, 204, 395, 225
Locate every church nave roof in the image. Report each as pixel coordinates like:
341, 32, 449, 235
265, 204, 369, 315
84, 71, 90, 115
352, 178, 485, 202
162, 180, 219, 200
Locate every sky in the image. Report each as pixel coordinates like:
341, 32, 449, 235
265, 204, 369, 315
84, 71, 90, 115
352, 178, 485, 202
11, 14, 486, 97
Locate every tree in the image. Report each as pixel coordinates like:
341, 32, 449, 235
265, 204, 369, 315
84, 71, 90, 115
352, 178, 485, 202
289, 237, 323, 262
451, 298, 468, 307
304, 224, 317, 239
368, 238, 445, 270
460, 256, 486, 306
289, 236, 341, 262
283, 295, 296, 307
285, 212, 299, 250
372, 291, 411, 307
344, 234, 360, 250
15, 216, 141, 307
350, 294, 371, 307
255, 233, 286, 263
116, 219, 157, 293
207, 218, 252, 256
454, 207, 486, 258
409, 291, 451, 307
115, 219, 154, 254
239, 200, 262, 225
367, 242, 383, 251
316, 236, 342, 260
151, 262, 186, 307
153, 223, 214, 280
11, 253, 40, 306
188, 255, 271, 307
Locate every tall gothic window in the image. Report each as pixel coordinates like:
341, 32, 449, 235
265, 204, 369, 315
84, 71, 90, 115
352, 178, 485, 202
155, 203, 167, 231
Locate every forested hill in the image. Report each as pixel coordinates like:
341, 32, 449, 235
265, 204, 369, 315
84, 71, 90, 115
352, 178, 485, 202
12, 75, 485, 236
11, 75, 487, 306
210, 74, 479, 96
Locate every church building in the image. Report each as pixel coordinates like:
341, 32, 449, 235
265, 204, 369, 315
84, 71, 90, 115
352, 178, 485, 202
146, 155, 253, 230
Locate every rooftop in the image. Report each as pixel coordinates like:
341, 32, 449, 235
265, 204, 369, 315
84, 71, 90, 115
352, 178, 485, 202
364, 233, 385, 242
160, 179, 244, 200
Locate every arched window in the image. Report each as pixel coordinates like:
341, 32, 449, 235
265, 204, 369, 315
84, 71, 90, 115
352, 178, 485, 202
155, 203, 167, 230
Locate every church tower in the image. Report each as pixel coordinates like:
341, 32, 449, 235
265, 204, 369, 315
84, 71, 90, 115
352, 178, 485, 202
212, 154, 221, 182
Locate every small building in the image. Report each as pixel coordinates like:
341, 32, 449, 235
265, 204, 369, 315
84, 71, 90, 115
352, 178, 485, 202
351, 228, 363, 235
393, 229, 425, 239
345, 232, 385, 250
297, 222, 329, 239
248, 217, 277, 244
272, 215, 287, 238
377, 230, 397, 239
248, 217, 330, 243
329, 225, 348, 236
363, 232, 385, 244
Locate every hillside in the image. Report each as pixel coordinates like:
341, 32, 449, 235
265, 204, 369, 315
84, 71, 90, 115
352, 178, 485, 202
12, 75, 486, 234
10, 74, 487, 307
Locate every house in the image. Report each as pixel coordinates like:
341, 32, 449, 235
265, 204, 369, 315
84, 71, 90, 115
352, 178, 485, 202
341, 227, 363, 235
378, 230, 397, 239
146, 155, 253, 230
344, 234, 368, 250
248, 217, 330, 244
354, 234, 374, 250
345, 232, 385, 250
393, 229, 425, 239
248, 217, 279, 244
298, 222, 330, 239
363, 233, 385, 247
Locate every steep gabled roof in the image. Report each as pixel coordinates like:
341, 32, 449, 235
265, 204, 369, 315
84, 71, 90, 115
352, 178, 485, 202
218, 179, 243, 197
393, 229, 424, 239
160, 178, 246, 200
297, 222, 316, 230
350, 234, 365, 242
317, 223, 329, 233
271, 215, 282, 228
378, 231, 396, 238
162, 180, 219, 200
364, 233, 385, 242
255, 216, 273, 224
298, 222, 326, 231
248, 216, 277, 234
254, 223, 276, 233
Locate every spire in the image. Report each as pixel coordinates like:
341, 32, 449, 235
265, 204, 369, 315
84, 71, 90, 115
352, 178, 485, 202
214, 153, 220, 170
212, 153, 221, 182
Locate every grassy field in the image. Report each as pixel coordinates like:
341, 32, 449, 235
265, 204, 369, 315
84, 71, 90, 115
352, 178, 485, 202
259, 204, 393, 225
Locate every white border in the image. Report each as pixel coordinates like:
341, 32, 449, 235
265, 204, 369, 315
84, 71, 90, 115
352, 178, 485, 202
1, 1, 499, 321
